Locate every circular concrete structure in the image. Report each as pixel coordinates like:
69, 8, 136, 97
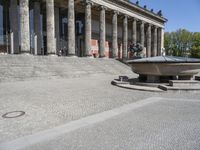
127, 56, 200, 82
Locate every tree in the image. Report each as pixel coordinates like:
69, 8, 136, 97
190, 32, 200, 58
164, 29, 199, 57
164, 32, 171, 55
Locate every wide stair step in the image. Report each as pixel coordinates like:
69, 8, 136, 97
0, 55, 133, 82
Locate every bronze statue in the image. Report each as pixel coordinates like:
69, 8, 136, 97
129, 43, 144, 58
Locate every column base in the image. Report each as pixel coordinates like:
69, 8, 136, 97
47, 52, 56, 55
122, 58, 128, 62
112, 54, 118, 59
99, 55, 106, 58
12, 52, 20, 55
20, 52, 31, 55
67, 54, 77, 57
85, 54, 93, 58
48, 53, 57, 56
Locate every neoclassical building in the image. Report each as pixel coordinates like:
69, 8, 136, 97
0, 0, 167, 58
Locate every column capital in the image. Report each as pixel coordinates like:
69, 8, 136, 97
123, 14, 129, 19
157, 27, 164, 30
153, 25, 158, 29
99, 5, 107, 11
147, 23, 152, 27
160, 27, 165, 30
113, 10, 119, 15
85, 0, 93, 5
139, 20, 145, 24
131, 17, 138, 22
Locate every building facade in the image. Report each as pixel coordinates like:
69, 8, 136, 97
0, 0, 167, 58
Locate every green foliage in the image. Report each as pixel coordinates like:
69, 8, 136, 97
192, 32, 200, 47
164, 29, 200, 58
190, 32, 200, 58
190, 46, 200, 58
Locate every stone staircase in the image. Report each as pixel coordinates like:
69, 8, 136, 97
0, 55, 133, 82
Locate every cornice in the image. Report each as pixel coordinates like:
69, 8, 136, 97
107, 0, 167, 23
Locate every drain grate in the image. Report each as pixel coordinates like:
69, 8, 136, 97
2, 111, 25, 119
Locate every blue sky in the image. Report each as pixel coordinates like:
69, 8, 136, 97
131, 0, 200, 32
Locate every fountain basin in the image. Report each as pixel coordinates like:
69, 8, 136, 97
127, 56, 200, 82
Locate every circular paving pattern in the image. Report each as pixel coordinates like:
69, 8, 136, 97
2, 111, 25, 119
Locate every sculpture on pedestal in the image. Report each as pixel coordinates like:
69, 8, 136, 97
129, 43, 145, 58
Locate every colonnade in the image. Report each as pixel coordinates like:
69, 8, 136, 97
9, 0, 165, 58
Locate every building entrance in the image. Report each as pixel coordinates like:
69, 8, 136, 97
75, 13, 84, 57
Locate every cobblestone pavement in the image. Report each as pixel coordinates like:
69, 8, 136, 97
0, 57, 200, 149
1, 96, 200, 150
22, 98, 200, 150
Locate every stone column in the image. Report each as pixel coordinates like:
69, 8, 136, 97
153, 26, 157, 56
19, 0, 30, 53
68, 0, 75, 56
10, 32, 14, 54
122, 15, 128, 59
99, 6, 106, 57
140, 21, 145, 47
112, 11, 118, 58
146, 24, 151, 57
161, 28, 165, 55
157, 28, 161, 56
9, 0, 19, 54
34, 34, 37, 55
85, 0, 92, 56
46, 0, 56, 54
34, 0, 42, 55
55, 7, 60, 54
132, 18, 137, 45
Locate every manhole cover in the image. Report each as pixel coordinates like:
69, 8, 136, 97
2, 111, 25, 119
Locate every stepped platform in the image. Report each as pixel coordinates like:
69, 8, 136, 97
0, 55, 134, 82
1, 55, 200, 150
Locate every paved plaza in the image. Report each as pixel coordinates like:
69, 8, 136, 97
0, 56, 200, 150
0, 0, 199, 149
